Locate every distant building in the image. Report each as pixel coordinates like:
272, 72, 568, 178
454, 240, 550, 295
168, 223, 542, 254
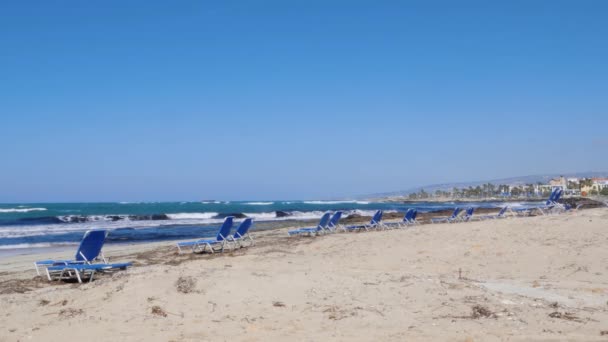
549, 176, 567, 189
581, 178, 608, 194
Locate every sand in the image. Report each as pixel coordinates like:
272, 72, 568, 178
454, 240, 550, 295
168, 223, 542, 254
1, 208, 608, 341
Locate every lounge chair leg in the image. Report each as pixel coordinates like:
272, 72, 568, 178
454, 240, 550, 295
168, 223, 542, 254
75, 269, 82, 283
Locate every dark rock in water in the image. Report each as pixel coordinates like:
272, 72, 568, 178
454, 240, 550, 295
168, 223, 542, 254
127, 214, 170, 221
215, 213, 247, 219
275, 211, 291, 218
67, 216, 88, 223
107, 215, 124, 221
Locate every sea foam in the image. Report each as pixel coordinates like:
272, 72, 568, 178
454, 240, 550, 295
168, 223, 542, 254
0, 207, 47, 213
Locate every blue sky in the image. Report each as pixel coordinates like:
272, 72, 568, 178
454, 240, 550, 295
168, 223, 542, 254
1, 1, 607, 202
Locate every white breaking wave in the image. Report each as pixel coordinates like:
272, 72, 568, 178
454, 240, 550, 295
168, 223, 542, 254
0, 242, 79, 250
0, 207, 47, 213
166, 212, 219, 220
243, 212, 278, 220
244, 202, 274, 205
303, 200, 370, 205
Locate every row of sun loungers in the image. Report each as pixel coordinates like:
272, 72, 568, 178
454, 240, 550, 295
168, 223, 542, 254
176, 217, 254, 254
36, 187, 570, 283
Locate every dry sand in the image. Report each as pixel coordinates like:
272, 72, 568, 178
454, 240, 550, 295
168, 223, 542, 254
1, 208, 608, 341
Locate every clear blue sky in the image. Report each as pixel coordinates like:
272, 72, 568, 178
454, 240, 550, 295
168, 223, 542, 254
1, 1, 607, 202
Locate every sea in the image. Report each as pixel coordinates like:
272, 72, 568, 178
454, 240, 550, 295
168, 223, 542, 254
0, 200, 537, 256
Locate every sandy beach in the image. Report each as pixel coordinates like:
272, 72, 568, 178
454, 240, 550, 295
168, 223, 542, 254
1, 208, 608, 341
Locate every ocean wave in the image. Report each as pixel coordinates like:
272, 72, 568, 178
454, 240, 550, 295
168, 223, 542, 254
0, 242, 79, 250
303, 200, 370, 205
244, 202, 274, 205
166, 212, 219, 220
0, 207, 47, 213
243, 212, 278, 220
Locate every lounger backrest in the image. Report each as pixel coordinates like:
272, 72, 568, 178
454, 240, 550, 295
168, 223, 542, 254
466, 207, 474, 216
235, 218, 253, 237
451, 207, 461, 218
317, 212, 332, 229
403, 209, 414, 221
546, 188, 558, 204
329, 211, 342, 227
411, 210, 418, 220
216, 216, 235, 241
371, 210, 382, 224
497, 206, 508, 216
553, 189, 563, 202
75, 230, 108, 262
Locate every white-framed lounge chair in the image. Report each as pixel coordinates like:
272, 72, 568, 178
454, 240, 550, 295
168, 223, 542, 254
34, 230, 109, 276
431, 207, 462, 224
45, 262, 132, 283
326, 211, 343, 232
512, 188, 559, 216
477, 206, 508, 220
288, 212, 331, 236
386, 209, 413, 228
409, 209, 420, 225
460, 207, 475, 222
342, 210, 384, 232
227, 218, 255, 247
537, 189, 565, 215
176, 216, 234, 253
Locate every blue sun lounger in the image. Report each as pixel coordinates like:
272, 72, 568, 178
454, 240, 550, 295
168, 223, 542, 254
227, 218, 255, 247
45, 262, 132, 283
513, 188, 560, 216
386, 209, 413, 228
431, 207, 462, 223
176, 216, 234, 253
461, 207, 475, 222
288, 212, 331, 236
538, 188, 565, 214
410, 209, 420, 224
34, 230, 110, 276
478, 206, 509, 220
326, 211, 343, 232
343, 210, 384, 231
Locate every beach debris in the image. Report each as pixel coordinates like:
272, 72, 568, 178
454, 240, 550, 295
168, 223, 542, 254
323, 305, 353, 320
38, 299, 50, 306
470, 305, 496, 319
600, 330, 608, 336
272, 301, 286, 307
175, 276, 197, 294
151, 305, 168, 317
58, 308, 84, 319
548, 311, 582, 322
